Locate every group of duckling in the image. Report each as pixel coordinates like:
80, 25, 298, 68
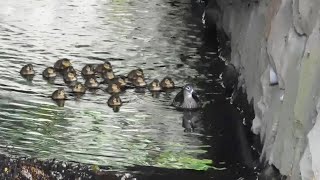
20, 58, 176, 109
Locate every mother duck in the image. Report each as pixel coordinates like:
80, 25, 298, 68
172, 84, 201, 110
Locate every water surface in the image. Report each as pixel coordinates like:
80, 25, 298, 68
0, 0, 257, 177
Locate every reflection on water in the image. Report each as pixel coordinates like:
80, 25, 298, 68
0, 0, 256, 176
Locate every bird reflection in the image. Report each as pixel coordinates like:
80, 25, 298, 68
53, 99, 65, 107
111, 106, 121, 112
21, 74, 35, 81
182, 110, 203, 133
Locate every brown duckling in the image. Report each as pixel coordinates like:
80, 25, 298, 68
111, 76, 127, 88
20, 64, 35, 76
133, 76, 147, 88
51, 88, 67, 100
102, 69, 115, 82
160, 77, 175, 89
107, 94, 122, 107
148, 79, 162, 92
54, 58, 71, 71
42, 67, 57, 79
95, 61, 112, 75
127, 68, 144, 81
107, 82, 121, 94
63, 71, 77, 83
85, 77, 99, 89
81, 64, 95, 76
72, 82, 86, 93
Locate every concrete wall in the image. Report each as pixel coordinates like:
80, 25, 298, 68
204, 0, 320, 179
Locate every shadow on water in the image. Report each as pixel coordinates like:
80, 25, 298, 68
0, 0, 260, 179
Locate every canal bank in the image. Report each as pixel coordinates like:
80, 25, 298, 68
204, 0, 320, 179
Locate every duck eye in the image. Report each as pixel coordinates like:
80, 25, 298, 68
186, 86, 190, 90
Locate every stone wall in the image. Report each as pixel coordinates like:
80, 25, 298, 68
204, 0, 320, 179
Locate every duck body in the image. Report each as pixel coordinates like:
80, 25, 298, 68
72, 82, 86, 93
20, 64, 35, 76
160, 77, 175, 89
85, 77, 99, 89
148, 79, 162, 92
172, 84, 201, 110
52, 88, 67, 100
42, 67, 57, 79
54, 58, 71, 71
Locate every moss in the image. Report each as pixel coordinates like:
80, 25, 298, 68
153, 151, 212, 171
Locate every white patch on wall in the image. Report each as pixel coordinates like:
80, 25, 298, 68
251, 117, 261, 135
269, 67, 278, 86
280, 90, 284, 103
202, 11, 206, 26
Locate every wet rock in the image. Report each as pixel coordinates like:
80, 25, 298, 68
0, 155, 136, 180
258, 164, 284, 180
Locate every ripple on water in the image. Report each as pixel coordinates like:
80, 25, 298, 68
0, 0, 222, 171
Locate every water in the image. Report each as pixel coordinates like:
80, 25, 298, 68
0, 0, 258, 178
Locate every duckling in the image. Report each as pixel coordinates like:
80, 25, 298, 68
107, 82, 121, 94
148, 79, 162, 92
42, 67, 57, 79
72, 82, 86, 93
95, 61, 112, 75
51, 88, 67, 100
63, 66, 77, 76
63, 71, 77, 83
54, 58, 71, 71
81, 64, 95, 76
119, 75, 130, 84
102, 69, 115, 83
160, 77, 175, 89
85, 77, 99, 89
20, 64, 35, 76
111, 76, 127, 88
172, 84, 201, 110
127, 68, 144, 81
107, 94, 122, 107
132, 76, 147, 88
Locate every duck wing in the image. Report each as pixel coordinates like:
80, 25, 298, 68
192, 91, 202, 105
172, 89, 184, 107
